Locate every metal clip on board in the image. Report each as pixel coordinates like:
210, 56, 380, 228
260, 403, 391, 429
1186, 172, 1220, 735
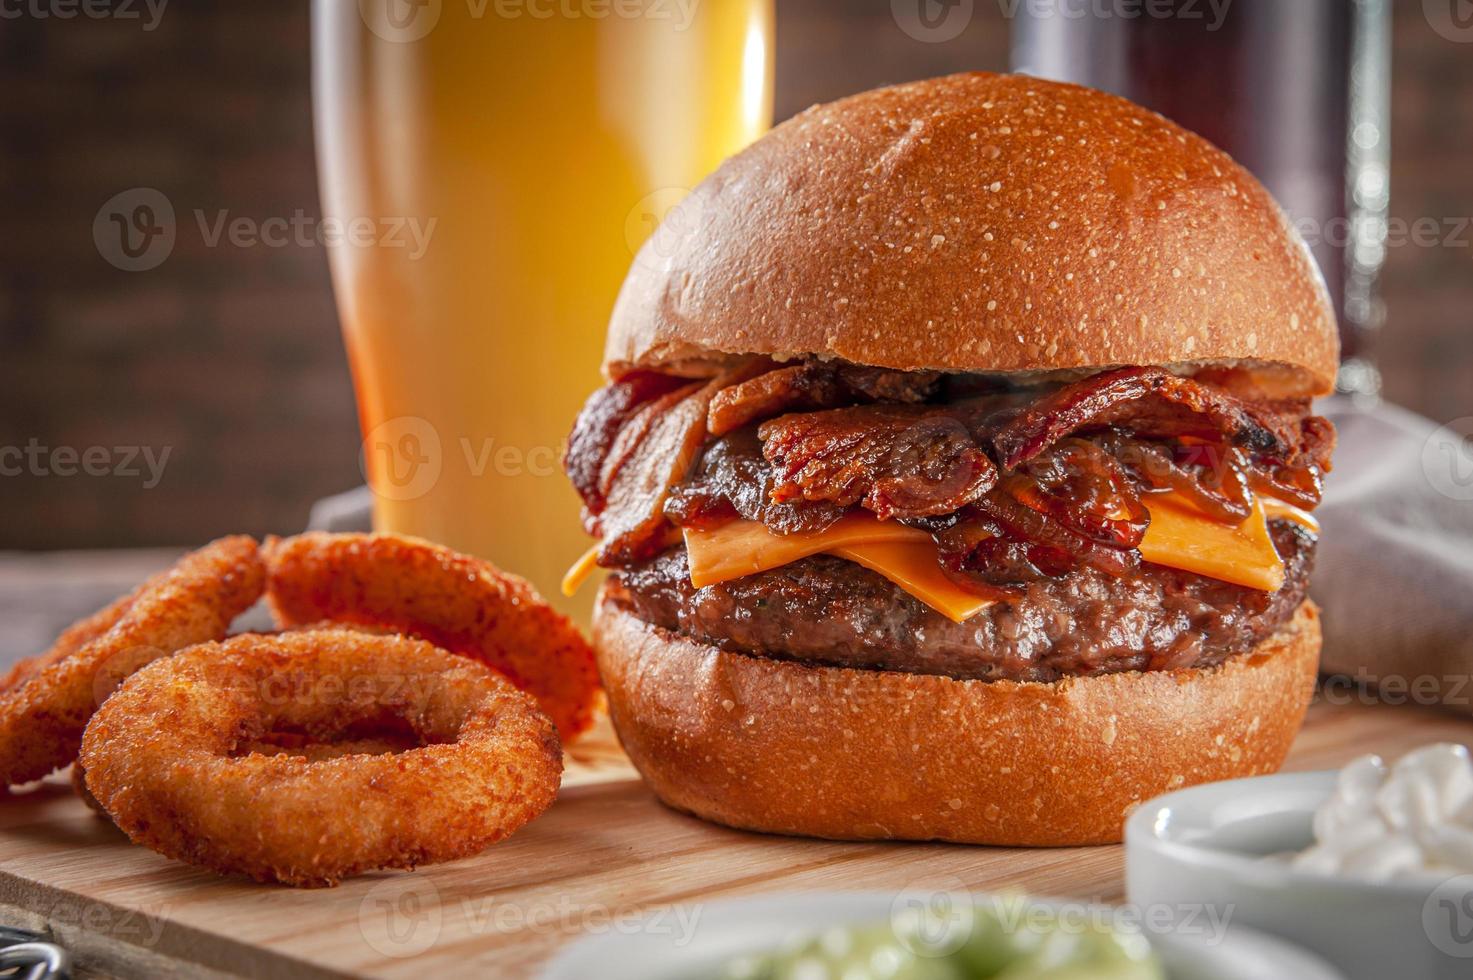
0, 926, 70, 980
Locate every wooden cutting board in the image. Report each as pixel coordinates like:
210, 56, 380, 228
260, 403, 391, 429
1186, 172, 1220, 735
0, 699, 1467, 979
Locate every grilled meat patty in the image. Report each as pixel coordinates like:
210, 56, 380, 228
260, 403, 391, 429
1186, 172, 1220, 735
608, 520, 1314, 683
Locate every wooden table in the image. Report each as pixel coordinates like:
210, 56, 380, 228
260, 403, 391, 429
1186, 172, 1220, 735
0, 551, 1469, 978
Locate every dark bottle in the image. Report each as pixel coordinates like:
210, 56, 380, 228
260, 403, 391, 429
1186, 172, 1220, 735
1012, 0, 1388, 394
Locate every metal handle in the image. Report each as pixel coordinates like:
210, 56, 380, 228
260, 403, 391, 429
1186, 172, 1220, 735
0, 927, 70, 980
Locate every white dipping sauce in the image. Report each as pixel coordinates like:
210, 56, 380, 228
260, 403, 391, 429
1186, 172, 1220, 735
1294, 743, 1473, 882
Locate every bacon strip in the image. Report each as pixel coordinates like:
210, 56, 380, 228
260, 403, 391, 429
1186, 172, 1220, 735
989, 367, 1301, 471
564, 370, 691, 522
591, 381, 702, 558
593, 362, 765, 563
759, 404, 998, 521
1249, 414, 1336, 507
663, 428, 847, 535
708, 362, 940, 437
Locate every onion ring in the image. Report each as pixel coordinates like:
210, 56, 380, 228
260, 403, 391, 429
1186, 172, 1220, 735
264, 532, 600, 739
71, 763, 107, 817
72, 734, 413, 819
0, 535, 263, 786
78, 629, 563, 887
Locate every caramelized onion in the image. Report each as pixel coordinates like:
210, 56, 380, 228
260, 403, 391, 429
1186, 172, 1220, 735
1096, 433, 1253, 522
1007, 439, 1149, 548
969, 493, 1139, 581
1249, 465, 1324, 510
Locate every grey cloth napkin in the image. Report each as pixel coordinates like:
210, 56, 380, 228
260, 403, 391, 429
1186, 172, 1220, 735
311, 398, 1473, 710
1314, 397, 1473, 713
306, 484, 375, 534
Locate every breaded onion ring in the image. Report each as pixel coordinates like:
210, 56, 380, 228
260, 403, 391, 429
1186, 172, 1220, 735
73, 735, 412, 820
71, 763, 107, 817
79, 629, 563, 887
264, 532, 600, 739
0, 535, 263, 786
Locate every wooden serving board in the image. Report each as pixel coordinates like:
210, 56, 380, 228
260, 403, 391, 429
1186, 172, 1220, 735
0, 700, 1468, 979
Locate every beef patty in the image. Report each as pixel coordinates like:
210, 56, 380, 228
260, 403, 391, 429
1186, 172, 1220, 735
607, 521, 1314, 683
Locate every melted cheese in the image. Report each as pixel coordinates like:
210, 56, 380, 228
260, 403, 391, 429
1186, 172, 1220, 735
568, 489, 1306, 614
683, 512, 933, 588
1138, 494, 1285, 591
1261, 496, 1321, 534
560, 544, 601, 598
681, 516, 989, 622
830, 540, 993, 623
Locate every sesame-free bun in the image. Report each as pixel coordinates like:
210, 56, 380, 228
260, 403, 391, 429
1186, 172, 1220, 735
607, 72, 1339, 396
594, 590, 1320, 846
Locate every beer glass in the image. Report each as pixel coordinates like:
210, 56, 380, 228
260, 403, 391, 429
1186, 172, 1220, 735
313, 0, 773, 615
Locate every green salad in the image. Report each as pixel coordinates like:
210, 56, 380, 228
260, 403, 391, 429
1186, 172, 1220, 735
718, 898, 1164, 980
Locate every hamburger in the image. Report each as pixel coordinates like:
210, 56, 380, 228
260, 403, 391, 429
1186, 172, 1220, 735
561, 73, 1336, 846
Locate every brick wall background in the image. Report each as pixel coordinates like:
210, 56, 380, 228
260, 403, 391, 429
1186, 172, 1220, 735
0, 2, 350, 549
1, 0, 1469, 550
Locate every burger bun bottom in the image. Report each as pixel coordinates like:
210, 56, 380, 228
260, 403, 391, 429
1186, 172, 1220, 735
593, 588, 1320, 846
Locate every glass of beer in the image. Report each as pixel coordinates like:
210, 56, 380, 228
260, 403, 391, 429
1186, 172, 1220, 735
312, 0, 773, 616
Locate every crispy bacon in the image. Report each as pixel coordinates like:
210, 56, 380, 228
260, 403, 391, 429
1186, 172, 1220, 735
990, 366, 1301, 470
591, 380, 704, 560
708, 362, 940, 437
708, 366, 819, 437
664, 428, 847, 534
565, 370, 691, 520
1248, 413, 1336, 507
758, 404, 998, 521
587, 362, 766, 563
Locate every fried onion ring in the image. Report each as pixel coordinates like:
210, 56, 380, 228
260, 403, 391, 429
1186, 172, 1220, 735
0, 535, 263, 786
78, 629, 563, 887
71, 762, 107, 817
72, 735, 414, 820
264, 532, 600, 739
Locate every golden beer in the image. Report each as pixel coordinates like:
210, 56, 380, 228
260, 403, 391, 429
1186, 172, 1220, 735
313, 0, 773, 616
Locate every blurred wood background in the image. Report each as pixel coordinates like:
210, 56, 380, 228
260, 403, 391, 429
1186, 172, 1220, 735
0, 0, 1468, 550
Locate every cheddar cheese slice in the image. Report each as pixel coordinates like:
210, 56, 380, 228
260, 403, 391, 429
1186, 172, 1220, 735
1260, 496, 1320, 534
830, 539, 993, 623
567, 490, 1310, 620
560, 544, 601, 598
1137, 494, 1285, 591
683, 512, 933, 589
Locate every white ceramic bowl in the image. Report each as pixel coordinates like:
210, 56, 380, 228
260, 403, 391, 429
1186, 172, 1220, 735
541, 891, 1342, 980
1126, 769, 1473, 980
